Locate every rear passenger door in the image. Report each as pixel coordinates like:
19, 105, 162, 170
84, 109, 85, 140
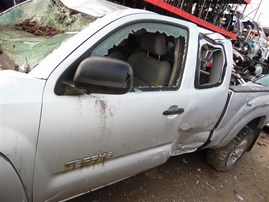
178, 36, 230, 150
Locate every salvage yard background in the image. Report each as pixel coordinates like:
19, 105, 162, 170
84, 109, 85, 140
72, 129, 269, 202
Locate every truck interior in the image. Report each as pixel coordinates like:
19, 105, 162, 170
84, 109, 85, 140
198, 43, 225, 86
106, 31, 186, 89
56, 23, 188, 95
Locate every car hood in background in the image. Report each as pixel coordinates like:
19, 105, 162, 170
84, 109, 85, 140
60, 0, 127, 17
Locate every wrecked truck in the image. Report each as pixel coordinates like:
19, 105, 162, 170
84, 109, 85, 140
0, 0, 269, 201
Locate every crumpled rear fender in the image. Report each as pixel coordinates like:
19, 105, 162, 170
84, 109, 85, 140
215, 104, 269, 148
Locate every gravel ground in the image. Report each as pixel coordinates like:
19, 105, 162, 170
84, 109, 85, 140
71, 129, 269, 202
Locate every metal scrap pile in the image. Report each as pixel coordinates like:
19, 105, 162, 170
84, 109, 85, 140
231, 20, 269, 85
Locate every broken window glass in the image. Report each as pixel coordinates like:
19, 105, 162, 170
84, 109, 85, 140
0, 0, 96, 72
90, 22, 188, 91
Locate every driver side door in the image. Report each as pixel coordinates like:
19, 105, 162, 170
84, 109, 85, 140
33, 18, 190, 201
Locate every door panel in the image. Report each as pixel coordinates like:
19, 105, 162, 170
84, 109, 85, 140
32, 15, 230, 201
172, 38, 229, 154
34, 90, 188, 201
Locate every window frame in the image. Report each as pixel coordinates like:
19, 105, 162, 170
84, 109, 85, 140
194, 34, 227, 89
54, 19, 190, 95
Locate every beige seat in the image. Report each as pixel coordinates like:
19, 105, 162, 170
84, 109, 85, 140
128, 33, 171, 87
108, 51, 126, 61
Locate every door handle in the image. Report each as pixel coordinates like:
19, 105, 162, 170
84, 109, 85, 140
163, 105, 184, 116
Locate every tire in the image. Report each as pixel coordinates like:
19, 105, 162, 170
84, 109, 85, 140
206, 126, 255, 172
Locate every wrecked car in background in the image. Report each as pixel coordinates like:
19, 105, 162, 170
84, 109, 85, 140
232, 19, 269, 83
0, 0, 269, 201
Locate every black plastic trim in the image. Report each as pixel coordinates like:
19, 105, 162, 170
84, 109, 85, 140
163, 108, 184, 115
247, 127, 262, 151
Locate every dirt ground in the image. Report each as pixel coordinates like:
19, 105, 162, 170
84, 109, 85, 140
71, 129, 269, 202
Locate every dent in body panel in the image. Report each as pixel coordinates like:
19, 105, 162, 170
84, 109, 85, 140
208, 91, 269, 148
216, 104, 269, 148
171, 104, 215, 155
171, 130, 210, 155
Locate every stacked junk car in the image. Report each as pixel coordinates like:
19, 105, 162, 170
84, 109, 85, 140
232, 20, 269, 85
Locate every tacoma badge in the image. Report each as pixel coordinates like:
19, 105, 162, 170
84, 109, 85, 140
65, 152, 113, 170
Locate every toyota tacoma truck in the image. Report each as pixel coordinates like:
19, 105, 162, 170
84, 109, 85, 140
0, 0, 269, 201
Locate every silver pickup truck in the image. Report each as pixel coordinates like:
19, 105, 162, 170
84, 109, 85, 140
0, 0, 269, 201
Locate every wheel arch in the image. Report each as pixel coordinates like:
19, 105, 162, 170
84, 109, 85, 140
245, 116, 266, 151
216, 114, 267, 149
206, 126, 256, 171
0, 153, 28, 202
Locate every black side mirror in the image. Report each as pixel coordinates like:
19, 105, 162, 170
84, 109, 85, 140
73, 56, 133, 94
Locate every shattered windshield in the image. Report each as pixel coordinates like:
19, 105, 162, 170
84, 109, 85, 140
0, 0, 96, 72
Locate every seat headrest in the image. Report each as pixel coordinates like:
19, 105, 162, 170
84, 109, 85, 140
140, 33, 166, 56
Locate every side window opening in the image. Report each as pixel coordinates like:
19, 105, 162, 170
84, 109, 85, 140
197, 42, 225, 87
55, 23, 188, 95
106, 32, 179, 88
90, 23, 188, 92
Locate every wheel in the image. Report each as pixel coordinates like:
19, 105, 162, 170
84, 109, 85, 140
206, 126, 255, 172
